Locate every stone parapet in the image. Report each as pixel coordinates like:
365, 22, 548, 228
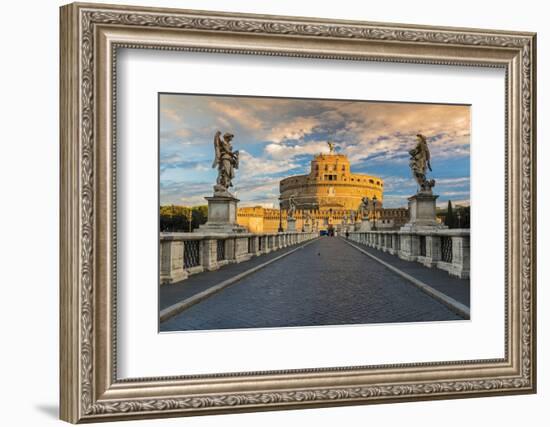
159, 231, 318, 285
348, 229, 470, 279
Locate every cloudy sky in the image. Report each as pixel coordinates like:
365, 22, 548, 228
159, 93, 470, 208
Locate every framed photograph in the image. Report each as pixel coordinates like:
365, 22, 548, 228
60, 2, 536, 423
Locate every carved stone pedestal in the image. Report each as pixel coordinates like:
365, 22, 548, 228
400, 193, 447, 232
359, 219, 372, 231
287, 217, 296, 232
197, 195, 247, 233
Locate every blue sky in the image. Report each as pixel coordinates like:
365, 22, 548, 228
159, 94, 470, 208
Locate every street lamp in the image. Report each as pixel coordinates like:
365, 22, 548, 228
278, 199, 284, 232
372, 195, 378, 230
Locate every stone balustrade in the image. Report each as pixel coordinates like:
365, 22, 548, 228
347, 229, 470, 279
160, 231, 318, 285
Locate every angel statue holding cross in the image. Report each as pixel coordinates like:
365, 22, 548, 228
212, 130, 239, 196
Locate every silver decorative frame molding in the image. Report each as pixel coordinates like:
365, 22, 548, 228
60, 2, 536, 423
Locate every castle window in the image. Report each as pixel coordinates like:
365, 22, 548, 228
342, 165, 345, 171
325, 165, 328, 171
369, 179, 374, 184
376, 181, 380, 185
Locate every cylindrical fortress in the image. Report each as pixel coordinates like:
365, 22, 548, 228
279, 152, 384, 213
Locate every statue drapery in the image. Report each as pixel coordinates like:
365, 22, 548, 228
409, 133, 435, 193
212, 130, 239, 196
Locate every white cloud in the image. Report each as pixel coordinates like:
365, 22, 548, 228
179, 195, 209, 206
264, 140, 329, 160
160, 95, 471, 208
437, 177, 470, 187
161, 107, 181, 122
208, 100, 263, 130
238, 150, 300, 177
265, 116, 320, 143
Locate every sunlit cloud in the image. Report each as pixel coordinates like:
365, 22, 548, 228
159, 94, 470, 207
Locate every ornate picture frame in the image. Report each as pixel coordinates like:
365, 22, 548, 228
60, 2, 536, 423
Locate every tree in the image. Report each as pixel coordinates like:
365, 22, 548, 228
160, 205, 208, 232
444, 200, 454, 228
456, 205, 470, 229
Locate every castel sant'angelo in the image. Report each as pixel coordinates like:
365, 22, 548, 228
237, 143, 408, 232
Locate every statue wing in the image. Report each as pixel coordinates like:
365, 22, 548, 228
424, 141, 432, 171
425, 142, 431, 161
212, 131, 221, 168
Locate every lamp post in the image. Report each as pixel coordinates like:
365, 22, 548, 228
372, 195, 378, 230
278, 199, 284, 232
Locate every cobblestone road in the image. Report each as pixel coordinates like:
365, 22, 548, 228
161, 237, 462, 331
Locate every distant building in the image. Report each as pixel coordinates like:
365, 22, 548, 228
237, 149, 409, 232
378, 207, 409, 228
280, 151, 383, 212
236, 206, 282, 233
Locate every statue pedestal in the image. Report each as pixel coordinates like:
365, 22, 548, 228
359, 219, 372, 231
197, 195, 247, 233
287, 217, 296, 232
400, 193, 447, 232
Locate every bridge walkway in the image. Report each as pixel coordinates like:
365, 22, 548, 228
160, 236, 466, 331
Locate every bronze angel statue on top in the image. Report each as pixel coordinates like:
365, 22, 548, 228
409, 133, 435, 194
212, 131, 239, 196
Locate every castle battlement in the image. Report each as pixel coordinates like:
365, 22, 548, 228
235, 147, 407, 233
279, 151, 383, 211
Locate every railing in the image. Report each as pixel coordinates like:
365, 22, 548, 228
216, 240, 225, 261
183, 240, 200, 268
160, 231, 318, 284
441, 236, 453, 263
258, 236, 264, 252
419, 235, 426, 257
347, 229, 470, 279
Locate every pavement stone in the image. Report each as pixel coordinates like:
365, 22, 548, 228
160, 236, 464, 331
347, 238, 470, 306
159, 242, 313, 310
